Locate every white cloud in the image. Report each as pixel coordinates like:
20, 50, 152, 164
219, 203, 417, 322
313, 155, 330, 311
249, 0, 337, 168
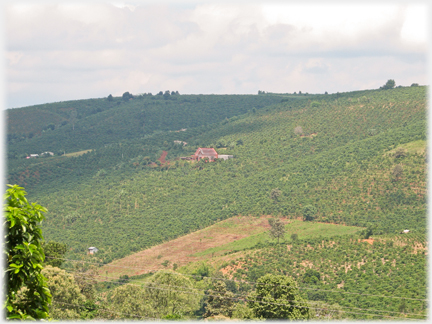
4, 2, 428, 108
400, 4, 428, 44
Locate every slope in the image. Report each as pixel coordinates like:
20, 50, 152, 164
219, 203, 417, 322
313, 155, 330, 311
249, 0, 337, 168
20, 86, 427, 263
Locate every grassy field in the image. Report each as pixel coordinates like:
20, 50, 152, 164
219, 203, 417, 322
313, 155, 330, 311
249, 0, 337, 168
63, 149, 93, 157
193, 220, 363, 257
386, 139, 426, 155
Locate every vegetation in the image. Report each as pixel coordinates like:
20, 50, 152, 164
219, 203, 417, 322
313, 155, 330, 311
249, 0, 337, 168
42, 265, 86, 320
5, 84, 427, 320
268, 218, 286, 243
16, 86, 424, 263
4, 185, 52, 320
248, 274, 310, 319
222, 234, 427, 319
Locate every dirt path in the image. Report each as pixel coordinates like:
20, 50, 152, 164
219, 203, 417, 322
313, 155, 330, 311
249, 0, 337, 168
158, 150, 168, 163
100, 215, 283, 277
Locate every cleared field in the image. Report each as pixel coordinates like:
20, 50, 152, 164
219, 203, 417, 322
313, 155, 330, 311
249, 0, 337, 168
63, 149, 93, 157
386, 139, 426, 155
100, 216, 363, 278
99, 215, 276, 277
193, 220, 363, 257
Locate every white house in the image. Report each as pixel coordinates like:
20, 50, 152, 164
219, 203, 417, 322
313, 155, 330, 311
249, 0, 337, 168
218, 155, 234, 161
88, 247, 99, 254
41, 151, 54, 156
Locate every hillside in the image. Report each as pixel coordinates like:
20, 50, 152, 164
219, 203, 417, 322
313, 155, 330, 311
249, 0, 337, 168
6, 86, 426, 264
96, 216, 362, 278
6, 85, 427, 320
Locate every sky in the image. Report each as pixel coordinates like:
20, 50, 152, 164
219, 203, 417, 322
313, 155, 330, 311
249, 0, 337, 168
3, 0, 429, 109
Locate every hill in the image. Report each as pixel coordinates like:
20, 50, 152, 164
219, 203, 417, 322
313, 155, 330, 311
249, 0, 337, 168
97, 216, 362, 278
6, 86, 426, 263
6, 85, 427, 320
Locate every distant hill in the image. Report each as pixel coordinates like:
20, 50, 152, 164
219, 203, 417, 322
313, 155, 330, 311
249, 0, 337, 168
6, 93, 285, 158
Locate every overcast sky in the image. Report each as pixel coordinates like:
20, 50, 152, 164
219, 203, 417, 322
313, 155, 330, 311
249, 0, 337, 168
4, 1, 429, 108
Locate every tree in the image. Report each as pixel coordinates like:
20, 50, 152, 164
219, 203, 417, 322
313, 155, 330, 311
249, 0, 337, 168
270, 188, 282, 202
411, 83, 419, 87
192, 262, 211, 280
268, 218, 286, 243
107, 94, 114, 101
380, 79, 396, 90
303, 205, 317, 221
43, 240, 67, 268
248, 274, 310, 320
291, 233, 298, 242
119, 275, 130, 285
392, 164, 403, 181
42, 265, 86, 320
73, 263, 98, 301
122, 91, 133, 101
204, 281, 235, 318
394, 148, 407, 159
108, 284, 151, 320
143, 270, 202, 318
4, 184, 52, 320
302, 269, 320, 284
362, 225, 374, 239
161, 260, 170, 267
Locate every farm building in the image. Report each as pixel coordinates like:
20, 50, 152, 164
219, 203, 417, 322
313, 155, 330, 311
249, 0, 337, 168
194, 148, 218, 161
218, 154, 233, 160
88, 247, 98, 254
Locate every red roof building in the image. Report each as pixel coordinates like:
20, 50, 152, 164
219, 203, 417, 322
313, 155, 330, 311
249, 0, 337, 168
194, 147, 218, 161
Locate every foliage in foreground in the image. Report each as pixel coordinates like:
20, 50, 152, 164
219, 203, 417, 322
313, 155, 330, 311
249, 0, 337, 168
248, 274, 310, 320
4, 184, 52, 320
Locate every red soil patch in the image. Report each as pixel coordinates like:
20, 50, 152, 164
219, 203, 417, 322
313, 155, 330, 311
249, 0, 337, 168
359, 238, 374, 245
100, 215, 290, 278
158, 150, 168, 163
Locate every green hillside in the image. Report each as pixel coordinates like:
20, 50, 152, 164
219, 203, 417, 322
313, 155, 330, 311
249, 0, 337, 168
6, 86, 426, 264
6, 85, 427, 320
217, 234, 427, 319
7, 93, 284, 158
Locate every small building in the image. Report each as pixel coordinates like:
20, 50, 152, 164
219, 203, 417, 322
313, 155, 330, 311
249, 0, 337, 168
88, 247, 98, 254
194, 148, 218, 161
41, 151, 54, 156
401, 229, 410, 234
218, 154, 233, 161
28, 154, 39, 158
